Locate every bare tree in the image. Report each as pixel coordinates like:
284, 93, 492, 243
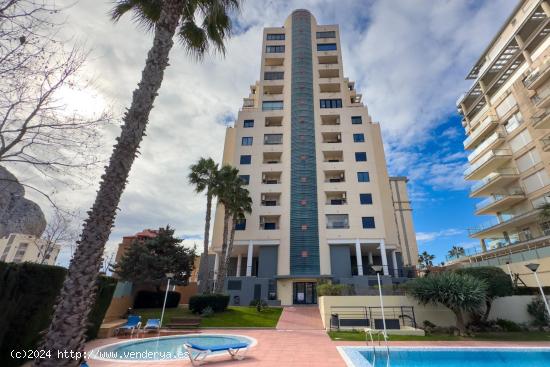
0, 0, 110, 188
32, 207, 79, 264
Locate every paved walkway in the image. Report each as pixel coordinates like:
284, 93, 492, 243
276, 306, 325, 330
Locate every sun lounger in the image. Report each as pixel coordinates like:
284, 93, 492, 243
142, 318, 161, 333
184, 341, 249, 366
114, 315, 141, 336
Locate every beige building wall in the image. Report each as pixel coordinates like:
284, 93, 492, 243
208, 10, 418, 305
455, 0, 550, 277
0, 233, 60, 265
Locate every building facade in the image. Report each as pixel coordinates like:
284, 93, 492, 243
200, 10, 418, 306
0, 233, 60, 265
453, 0, 550, 286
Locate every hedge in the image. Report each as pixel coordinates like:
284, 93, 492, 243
0, 262, 117, 367
189, 294, 230, 313
133, 290, 181, 308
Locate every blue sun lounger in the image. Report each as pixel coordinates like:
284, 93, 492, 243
143, 318, 161, 332
114, 315, 141, 336
183, 341, 249, 366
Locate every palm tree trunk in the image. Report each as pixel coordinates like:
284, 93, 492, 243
454, 309, 467, 336
202, 192, 212, 293
483, 299, 493, 321
217, 217, 237, 295
215, 209, 230, 293
34, 2, 182, 366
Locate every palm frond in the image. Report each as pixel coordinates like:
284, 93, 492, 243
110, 0, 162, 32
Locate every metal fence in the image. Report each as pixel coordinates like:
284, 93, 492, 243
329, 305, 417, 330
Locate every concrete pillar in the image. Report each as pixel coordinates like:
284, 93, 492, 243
391, 250, 399, 277
246, 240, 253, 276
236, 254, 242, 277
380, 240, 389, 276
368, 251, 373, 265
515, 34, 532, 65
213, 252, 219, 280
542, 1, 550, 17
479, 80, 491, 107
480, 239, 487, 253
355, 239, 363, 276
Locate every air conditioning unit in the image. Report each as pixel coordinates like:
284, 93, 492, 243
342, 192, 346, 199
337, 133, 341, 140
260, 217, 266, 224
335, 118, 340, 125
262, 174, 267, 180
339, 173, 344, 178
261, 194, 266, 200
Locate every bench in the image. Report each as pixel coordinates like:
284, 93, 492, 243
165, 317, 201, 328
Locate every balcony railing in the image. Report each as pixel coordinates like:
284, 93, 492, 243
470, 168, 519, 194
523, 59, 550, 89
475, 189, 524, 211
467, 130, 505, 162
463, 113, 498, 149
464, 149, 511, 178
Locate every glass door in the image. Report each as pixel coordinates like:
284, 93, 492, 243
293, 282, 317, 304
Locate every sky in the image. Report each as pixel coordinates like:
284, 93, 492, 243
18, 0, 520, 266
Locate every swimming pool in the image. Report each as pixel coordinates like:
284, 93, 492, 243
337, 347, 550, 367
89, 334, 256, 362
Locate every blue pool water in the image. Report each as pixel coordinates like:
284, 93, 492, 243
90, 334, 253, 361
339, 347, 550, 367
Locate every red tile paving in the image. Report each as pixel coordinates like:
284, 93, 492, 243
276, 306, 324, 330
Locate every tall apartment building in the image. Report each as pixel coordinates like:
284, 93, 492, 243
0, 233, 60, 265
453, 0, 550, 286
199, 10, 418, 306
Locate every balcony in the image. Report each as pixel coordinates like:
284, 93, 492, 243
259, 215, 280, 230
467, 129, 506, 163
475, 190, 525, 215
532, 109, 550, 129
531, 86, 550, 109
265, 116, 283, 127
263, 85, 283, 95
324, 170, 345, 183
321, 115, 340, 126
262, 171, 281, 184
263, 152, 282, 164
325, 191, 347, 205
319, 67, 339, 78
322, 132, 341, 144
323, 150, 343, 163
326, 214, 349, 229
261, 193, 281, 207
523, 59, 550, 90
542, 136, 550, 152
264, 133, 283, 145
468, 209, 541, 238
464, 149, 512, 180
469, 169, 519, 197
463, 114, 499, 150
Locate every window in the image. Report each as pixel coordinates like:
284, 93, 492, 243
243, 119, 254, 128
362, 217, 375, 229
239, 175, 250, 185
264, 71, 284, 80
355, 152, 367, 162
242, 137, 253, 146
316, 31, 336, 39
317, 43, 337, 51
235, 219, 246, 231
320, 99, 342, 109
264, 134, 283, 145
326, 214, 349, 229
262, 101, 283, 111
541, 221, 550, 236
267, 33, 285, 40
360, 193, 373, 204
351, 116, 362, 124
504, 112, 523, 134
357, 172, 370, 182
266, 45, 285, 53
240, 155, 251, 164
353, 133, 365, 142
496, 93, 517, 118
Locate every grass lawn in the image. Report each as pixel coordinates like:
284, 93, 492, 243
328, 330, 550, 342
135, 306, 283, 328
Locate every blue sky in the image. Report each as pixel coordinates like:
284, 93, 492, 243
15, 0, 519, 266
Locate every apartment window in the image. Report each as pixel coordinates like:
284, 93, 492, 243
351, 116, 362, 125
264, 71, 284, 80
357, 172, 370, 182
504, 112, 523, 134
239, 175, 250, 185
267, 33, 285, 40
266, 45, 285, 53
262, 101, 283, 111
320, 99, 342, 109
243, 119, 254, 128
316, 31, 336, 39
355, 152, 367, 162
317, 43, 337, 51
242, 137, 253, 146
540, 221, 550, 236
362, 217, 376, 229
264, 133, 283, 145
240, 155, 251, 164
360, 193, 373, 204
235, 219, 246, 231
353, 133, 365, 142
326, 214, 349, 229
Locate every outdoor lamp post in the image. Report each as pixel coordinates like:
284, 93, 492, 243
160, 272, 175, 328
525, 263, 550, 319
371, 265, 387, 339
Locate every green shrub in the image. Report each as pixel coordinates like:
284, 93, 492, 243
133, 290, 181, 308
495, 318, 523, 332
527, 296, 550, 326
0, 262, 116, 367
317, 283, 353, 296
249, 299, 268, 312
189, 294, 229, 314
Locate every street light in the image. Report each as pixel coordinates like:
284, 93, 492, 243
160, 272, 175, 329
525, 263, 550, 320
371, 265, 387, 340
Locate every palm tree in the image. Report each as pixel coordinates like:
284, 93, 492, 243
35, 1, 240, 366
188, 157, 219, 293
448, 245, 465, 259
418, 251, 435, 269
216, 184, 251, 293
407, 271, 488, 335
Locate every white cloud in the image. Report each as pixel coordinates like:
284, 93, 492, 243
416, 228, 464, 242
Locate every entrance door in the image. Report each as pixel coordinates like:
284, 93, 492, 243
293, 282, 317, 304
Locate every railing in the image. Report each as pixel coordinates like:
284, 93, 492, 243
463, 113, 496, 148
464, 149, 511, 177
532, 109, 550, 127
475, 190, 524, 211
330, 306, 416, 330
470, 168, 519, 193
467, 130, 505, 162
523, 59, 550, 88
467, 209, 539, 235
